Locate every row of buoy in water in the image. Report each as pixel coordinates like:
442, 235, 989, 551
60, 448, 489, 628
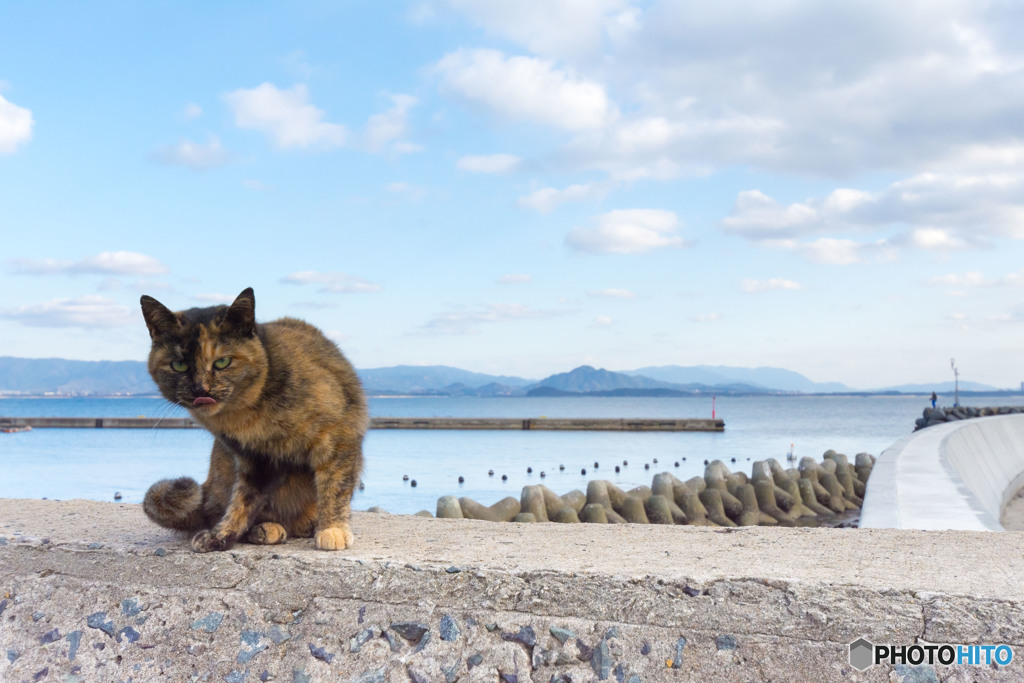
401, 456, 754, 487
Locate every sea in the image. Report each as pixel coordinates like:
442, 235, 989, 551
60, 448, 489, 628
2, 394, 1022, 515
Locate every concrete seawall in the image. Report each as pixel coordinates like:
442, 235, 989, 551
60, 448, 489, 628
0, 416, 725, 432
2, 499, 1023, 681
862, 414, 1024, 531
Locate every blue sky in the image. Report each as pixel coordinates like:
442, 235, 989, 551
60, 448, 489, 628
2, 1, 1024, 388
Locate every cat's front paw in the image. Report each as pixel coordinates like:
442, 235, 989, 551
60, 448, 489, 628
315, 525, 353, 550
191, 529, 235, 553
247, 522, 288, 545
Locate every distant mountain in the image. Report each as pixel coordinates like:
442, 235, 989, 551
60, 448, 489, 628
876, 380, 1004, 394
626, 365, 852, 394
527, 365, 770, 396
2, 356, 1012, 398
0, 356, 157, 396
357, 365, 534, 395
527, 386, 695, 397
530, 365, 675, 393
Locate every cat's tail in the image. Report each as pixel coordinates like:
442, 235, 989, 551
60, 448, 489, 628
143, 477, 206, 532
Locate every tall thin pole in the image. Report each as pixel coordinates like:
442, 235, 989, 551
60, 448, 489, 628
950, 358, 960, 407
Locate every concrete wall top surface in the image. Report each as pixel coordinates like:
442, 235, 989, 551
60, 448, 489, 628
861, 413, 1024, 531
3, 500, 1024, 680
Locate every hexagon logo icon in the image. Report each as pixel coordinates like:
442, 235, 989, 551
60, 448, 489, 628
849, 637, 874, 671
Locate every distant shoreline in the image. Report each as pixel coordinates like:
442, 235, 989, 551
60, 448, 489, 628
2, 390, 1022, 400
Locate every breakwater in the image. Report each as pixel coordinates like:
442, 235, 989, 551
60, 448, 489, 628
864, 413, 1024, 531
0, 416, 724, 432
420, 450, 872, 528
4, 498, 1022, 682
915, 405, 1024, 431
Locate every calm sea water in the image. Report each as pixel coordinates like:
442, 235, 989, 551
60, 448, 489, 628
2, 394, 1021, 514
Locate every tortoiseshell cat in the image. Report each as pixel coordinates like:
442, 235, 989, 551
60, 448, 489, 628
140, 288, 368, 552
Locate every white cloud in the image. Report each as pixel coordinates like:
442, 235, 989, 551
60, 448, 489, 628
566, 209, 685, 254
418, 302, 571, 335
281, 271, 382, 293
457, 153, 521, 174
593, 315, 614, 327
439, 2, 1024, 188
588, 288, 636, 299
720, 190, 819, 239
154, 136, 230, 170
10, 251, 169, 276
740, 278, 802, 293
223, 83, 347, 149
722, 170, 1024, 261
433, 49, 617, 131
690, 313, 723, 323
497, 273, 532, 284
905, 227, 969, 251
0, 296, 134, 328
446, 0, 633, 60
0, 93, 33, 154
182, 103, 202, 120
518, 182, 606, 213
925, 269, 1024, 288
363, 94, 418, 153
386, 181, 428, 201
796, 237, 868, 265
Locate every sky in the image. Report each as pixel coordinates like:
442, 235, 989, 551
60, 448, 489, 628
2, 1, 1024, 389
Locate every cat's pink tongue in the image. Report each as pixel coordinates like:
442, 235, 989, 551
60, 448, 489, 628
193, 397, 217, 406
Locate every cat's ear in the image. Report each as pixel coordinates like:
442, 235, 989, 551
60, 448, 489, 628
140, 295, 179, 340
225, 287, 256, 336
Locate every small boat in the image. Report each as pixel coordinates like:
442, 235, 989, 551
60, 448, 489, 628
1, 425, 32, 434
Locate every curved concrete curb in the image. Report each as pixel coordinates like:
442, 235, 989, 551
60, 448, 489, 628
2, 499, 1024, 681
862, 414, 1024, 531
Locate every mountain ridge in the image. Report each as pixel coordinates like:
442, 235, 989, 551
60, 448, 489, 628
0, 356, 1012, 397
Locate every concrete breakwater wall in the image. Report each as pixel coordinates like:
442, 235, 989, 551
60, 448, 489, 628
0, 416, 724, 432
864, 413, 1024, 531
425, 451, 873, 528
914, 405, 1024, 431
3, 499, 1024, 682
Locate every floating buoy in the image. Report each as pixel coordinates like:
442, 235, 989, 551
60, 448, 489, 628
410, 480, 417, 487
458, 476, 464, 483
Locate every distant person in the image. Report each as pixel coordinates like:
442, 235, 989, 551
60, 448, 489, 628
930, 391, 938, 408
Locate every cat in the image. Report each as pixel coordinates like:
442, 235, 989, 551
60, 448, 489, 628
139, 287, 368, 553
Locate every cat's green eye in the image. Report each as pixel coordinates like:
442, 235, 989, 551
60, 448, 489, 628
170, 361, 188, 373
213, 357, 232, 370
